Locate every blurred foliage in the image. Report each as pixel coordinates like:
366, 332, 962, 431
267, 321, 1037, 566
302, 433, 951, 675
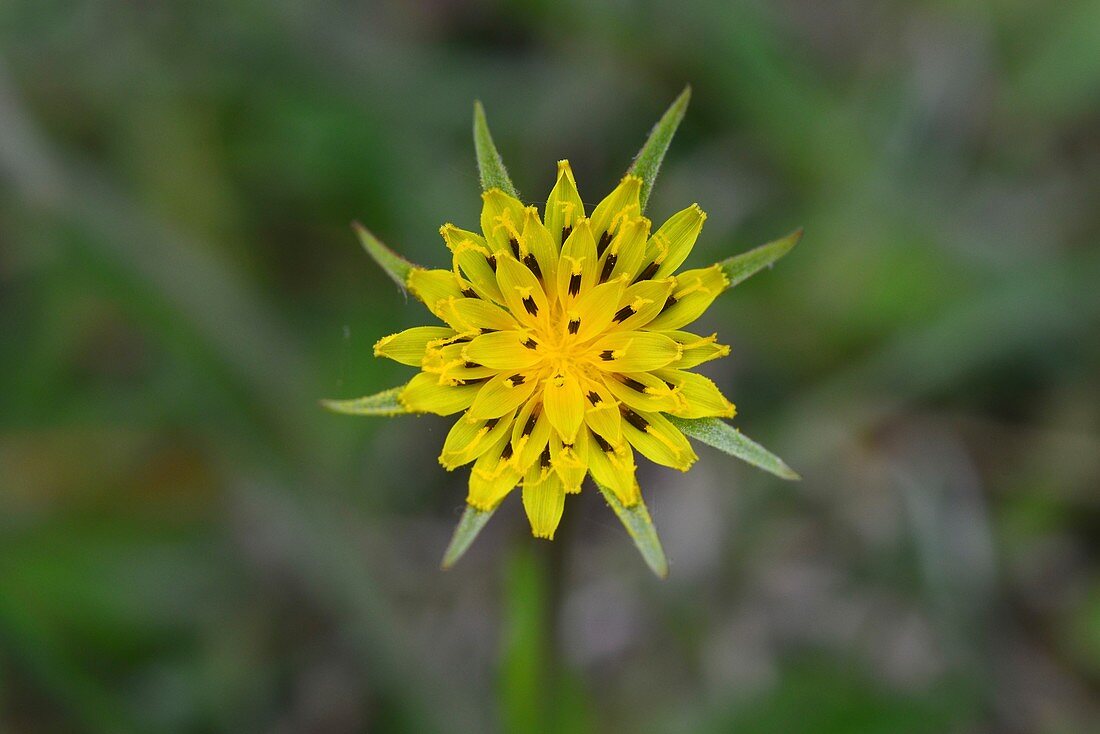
2, 0, 1099, 732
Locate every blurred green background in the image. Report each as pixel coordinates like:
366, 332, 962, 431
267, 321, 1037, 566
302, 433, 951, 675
2, 1, 1099, 732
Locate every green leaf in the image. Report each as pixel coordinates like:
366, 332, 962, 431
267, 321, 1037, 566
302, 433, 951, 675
595, 481, 668, 578
628, 85, 692, 212
353, 222, 418, 289
668, 416, 800, 480
473, 101, 520, 198
441, 505, 497, 569
320, 385, 408, 416
718, 228, 803, 291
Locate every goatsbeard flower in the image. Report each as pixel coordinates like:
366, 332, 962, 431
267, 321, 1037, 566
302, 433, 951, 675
327, 88, 799, 575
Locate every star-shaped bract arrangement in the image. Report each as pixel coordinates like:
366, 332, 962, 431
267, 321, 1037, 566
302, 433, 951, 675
324, 88, 801, 577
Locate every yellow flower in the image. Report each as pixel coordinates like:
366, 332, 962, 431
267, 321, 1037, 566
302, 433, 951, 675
375, 164, 735, 540
327, 88, 800, 575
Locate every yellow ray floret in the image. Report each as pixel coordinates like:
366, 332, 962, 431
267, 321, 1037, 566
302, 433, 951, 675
377, 163, 737, 539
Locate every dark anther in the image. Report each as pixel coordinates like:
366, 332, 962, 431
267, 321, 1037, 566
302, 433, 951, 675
660, 294, 677, 312
501, 443, 514, 460
597, 230, 613, 256
484, 418, 500, 430
568, 272, 582, 297
562, 442, 573, 450
480, 328, 498, 335
619, 376, 647, 392
612, 305, 636, 323
662, 379, 677, 390
487, 254, 497, 272
522, 412, 537, 436
568, 318, 580, 335
461, 287, 478, 298
633, 261, 660, 283
621, 407, 649, 432
586, 391, 602, 404
522, 296, 539, 316
592, 433, 613, 452
509, 237, 520, 258
522, 338, 538, 350
599, 350, 615, 361
599, 254, 617, 283
540, 446, 552, 468
561, 225, 572, 242
464, 361, 481, 369
454, 377, 489, 387
508, 374, 526, 387
523, 253, 542, 280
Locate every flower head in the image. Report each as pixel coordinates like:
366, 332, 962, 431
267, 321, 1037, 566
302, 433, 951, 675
378, 164, 735, 539
328, 88, 800, 575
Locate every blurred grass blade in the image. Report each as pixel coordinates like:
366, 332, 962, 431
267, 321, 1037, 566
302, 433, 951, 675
628, 85, 691, 212
353, 222, 418, 289
441, 505, 496, 569
473, 101, 520, 198
718, 228, 803, 291
321, 385, 407, 416
595, 480, 668, 578
669, 416, 800, 480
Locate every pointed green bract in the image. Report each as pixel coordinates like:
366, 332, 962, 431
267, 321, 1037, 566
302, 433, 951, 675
595, 480, 668, 578
473, 101, 520, 199
321, 385, 408, 416
441, 505, 497, 569
353, 223, 418, 289
668, 416, 800, 480
628, 85, 691, 212
718, 228, 803, 291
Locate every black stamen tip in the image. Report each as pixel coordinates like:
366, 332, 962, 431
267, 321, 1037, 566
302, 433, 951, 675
633, 261, 660, 283
599, 350, 615, 361
561, 225, 572, 242
501, 443, 514, 460
568, 272, 582, 297
567, 318, 580, 335
619, 376, 647, 392
660, 294, 677, 312
599, 254, 617, 283
522, 413, 537, 436
461, 287, 478, 298
509, 237, 520, 258
586, 391, 602, 405
522, 296, 539, 316
484, 418, 500, 430
592, 433, 613, 452
597, 231, 613, 256
508, 374, 526, 387
464, 361, 481, 369
522, 338, 538, 350
612, 305, 636, 323
540, 446, 552, 468
621, 407, 649, 432
523, 253, 542, 280
487, 254, 497, 272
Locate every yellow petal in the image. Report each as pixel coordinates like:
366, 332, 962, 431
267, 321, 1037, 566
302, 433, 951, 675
440, 223, 504, 303
643, 264, 729, 331
589, 176, 642, 255
620, 408, 697, 470
606, 278, 674, 332
603, 372, 681, 414
590, 331, 682, 372
467, 371, 538, 419
522, 461, 565, 539
598, 216, 650, 283
585, 429, 639, 506
373, 326, 456, 366
521, 207, 559, 303
463, 330, 542, 370
468, 431, 522, 510
662, 331, 731, 368
648, 204, 706, 279
439, 409, 517, 469
495, 253, 549, 327
510, 398, 553, 473
480, 188, 527, 256
655, 369, 736, 419
407, 269, 466, 323
544, 160, 585, 248
550, 431, 588, 494
556, 219, 598, 303
566, 276, 627, 341
580, 378, 621, 443
400, 371, 480, 415
437, 296, 520, 334
542, 372, 585, 443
